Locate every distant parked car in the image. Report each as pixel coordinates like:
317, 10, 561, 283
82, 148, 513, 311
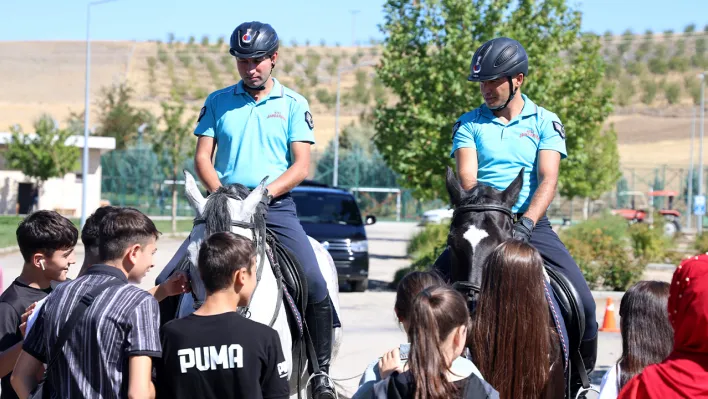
291, 181, 376, 292
420, 207, 454, 225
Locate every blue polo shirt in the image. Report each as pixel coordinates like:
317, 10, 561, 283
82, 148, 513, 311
194, 77, 315, 188
450, 94, 567, 213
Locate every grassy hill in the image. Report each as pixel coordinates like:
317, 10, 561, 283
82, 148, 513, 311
1, 29, 707, 166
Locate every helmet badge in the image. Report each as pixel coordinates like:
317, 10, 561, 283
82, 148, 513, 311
242, 29, 253, 43
473, 56, 482, 73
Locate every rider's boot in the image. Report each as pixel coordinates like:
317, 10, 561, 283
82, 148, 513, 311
306, 294, 336, 399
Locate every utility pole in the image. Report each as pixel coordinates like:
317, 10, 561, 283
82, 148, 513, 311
698, 72, 706, 234
689, 106, 696, 230
350, 10, 360, 47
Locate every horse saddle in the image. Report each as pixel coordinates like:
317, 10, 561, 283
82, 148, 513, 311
544, 263, 593, 398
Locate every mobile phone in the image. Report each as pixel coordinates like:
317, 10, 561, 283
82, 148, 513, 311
399, 343, 411, 360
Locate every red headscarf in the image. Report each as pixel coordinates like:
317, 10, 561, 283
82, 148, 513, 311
618, 254, 708, 399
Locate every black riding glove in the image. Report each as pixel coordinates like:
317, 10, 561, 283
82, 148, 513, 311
260, 188, 273, 208
512, 216, 535, 243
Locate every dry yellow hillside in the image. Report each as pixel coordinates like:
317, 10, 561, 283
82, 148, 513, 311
0, 40, 703, 166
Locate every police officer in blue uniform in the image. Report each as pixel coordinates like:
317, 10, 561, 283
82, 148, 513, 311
193, 21, 335, 399
436, 37, 598, 385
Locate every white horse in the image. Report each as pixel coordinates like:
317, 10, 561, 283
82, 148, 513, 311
160, 171, 343, 399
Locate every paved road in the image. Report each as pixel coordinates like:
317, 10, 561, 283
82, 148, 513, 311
1, 222, 661, 398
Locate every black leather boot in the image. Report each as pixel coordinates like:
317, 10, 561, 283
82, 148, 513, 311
306, 295, 336, 399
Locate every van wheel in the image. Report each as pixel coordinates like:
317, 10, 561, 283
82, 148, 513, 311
351, 279, 368, 292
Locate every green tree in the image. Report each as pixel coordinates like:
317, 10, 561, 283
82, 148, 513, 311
152, 100, 196, 233
374, 0, 617, 200
641, 79, 658, 104
94, 83, 156, 150
685, 75, 703, 105
664, 82, 681, 104
5, 115, 80, 192
616, 75, 635, 106
201, 35, 210, 47
685, 24, 696, 34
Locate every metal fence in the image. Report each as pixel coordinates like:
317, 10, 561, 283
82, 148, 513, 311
100, 145, 702, 226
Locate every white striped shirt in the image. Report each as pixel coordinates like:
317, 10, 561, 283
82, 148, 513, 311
24, 265, 161, 398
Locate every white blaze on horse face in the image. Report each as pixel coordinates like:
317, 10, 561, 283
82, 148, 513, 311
463, 225, 489, 250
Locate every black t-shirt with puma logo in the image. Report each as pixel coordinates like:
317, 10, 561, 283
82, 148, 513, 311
156, 311, 289, 399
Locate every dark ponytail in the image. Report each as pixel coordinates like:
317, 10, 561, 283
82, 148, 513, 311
408, 286, 470, 399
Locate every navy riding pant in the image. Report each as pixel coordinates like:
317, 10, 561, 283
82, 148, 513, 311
266, 193, 328, 303
434, 215, 597, 341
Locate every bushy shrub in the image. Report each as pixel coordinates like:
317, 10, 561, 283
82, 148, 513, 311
695, 232, 708, 253
628, 222, 671, 262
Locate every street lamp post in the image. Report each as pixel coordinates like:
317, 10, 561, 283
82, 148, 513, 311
689, 106, 696, 230
333, 61, 377, 187
699, 72, 706, 234
81, 0, 118, 228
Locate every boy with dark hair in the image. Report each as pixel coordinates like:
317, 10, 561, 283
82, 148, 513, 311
0, 210, 77, 399
12, 207, 163, 399
157, 231, 289, 399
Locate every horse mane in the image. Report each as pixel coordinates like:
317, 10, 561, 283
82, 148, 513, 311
458, 183, 505, 207
200, 184, 267, 238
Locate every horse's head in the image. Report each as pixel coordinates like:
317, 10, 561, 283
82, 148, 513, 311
445, 166, 524, 291
183, 170, 268, 267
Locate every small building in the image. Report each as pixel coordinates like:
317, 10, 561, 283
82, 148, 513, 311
0, 132, 116, 216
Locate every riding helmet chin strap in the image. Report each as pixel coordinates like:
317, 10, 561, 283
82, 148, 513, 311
489, 76, 519, 111
243, 59, 276, 91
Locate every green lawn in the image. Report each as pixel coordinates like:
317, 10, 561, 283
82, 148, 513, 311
0, 216, 194, 249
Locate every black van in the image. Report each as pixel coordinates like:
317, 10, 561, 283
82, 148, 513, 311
291, 182, 376, 292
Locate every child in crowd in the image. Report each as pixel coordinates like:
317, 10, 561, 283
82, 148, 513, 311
156, 231, 289, 399
0, 211, 77, 399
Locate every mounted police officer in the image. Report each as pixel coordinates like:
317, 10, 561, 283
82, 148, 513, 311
436, 37, 598, 386
192, 21, 336, 399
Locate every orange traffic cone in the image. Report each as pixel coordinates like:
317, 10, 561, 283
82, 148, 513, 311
600, 297, 620, 332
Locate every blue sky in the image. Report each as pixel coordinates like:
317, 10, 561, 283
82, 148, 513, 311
1, 0, 706, 44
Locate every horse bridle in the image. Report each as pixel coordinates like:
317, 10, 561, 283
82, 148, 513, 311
192, 216, 267, 317
451, 203, 514, 221
449, 203, 514, 299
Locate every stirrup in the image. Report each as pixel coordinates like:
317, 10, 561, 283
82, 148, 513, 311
306, 371, 338, 399
575, 386, 600, 399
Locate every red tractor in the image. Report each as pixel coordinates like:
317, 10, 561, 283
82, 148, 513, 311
611, 190, 682, 237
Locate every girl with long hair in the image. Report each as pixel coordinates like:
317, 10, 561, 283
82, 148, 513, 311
470, 240, 564, 399
618, 255, 708, 398
598, 281, 672, 398
373, 285, 496, 398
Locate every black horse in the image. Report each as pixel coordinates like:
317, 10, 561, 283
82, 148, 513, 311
442, 166, 596, 398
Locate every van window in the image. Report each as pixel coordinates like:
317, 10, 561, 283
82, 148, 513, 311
292, 192, 363, 226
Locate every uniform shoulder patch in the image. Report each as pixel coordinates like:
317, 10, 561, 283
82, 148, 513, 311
305, 111, 314, 130
552, 121, 565, 139
197, 106, 206, 123
452, 121, 461, 137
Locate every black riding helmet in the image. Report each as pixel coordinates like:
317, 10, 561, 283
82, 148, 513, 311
229, 21, 279, 59
229, 21, 279, 91
468, 37, 528, 111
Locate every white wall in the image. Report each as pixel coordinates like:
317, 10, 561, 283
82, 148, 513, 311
0, 148, 105, 216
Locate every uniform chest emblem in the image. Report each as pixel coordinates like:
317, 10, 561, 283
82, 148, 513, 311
520, 129, 539, 140
267, 111, 287, 121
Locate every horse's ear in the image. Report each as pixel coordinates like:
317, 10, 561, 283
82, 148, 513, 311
184, 170, 207, 216
241, 175, 269, 220
501, 168, 524, 208
446, 166, 464, 207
